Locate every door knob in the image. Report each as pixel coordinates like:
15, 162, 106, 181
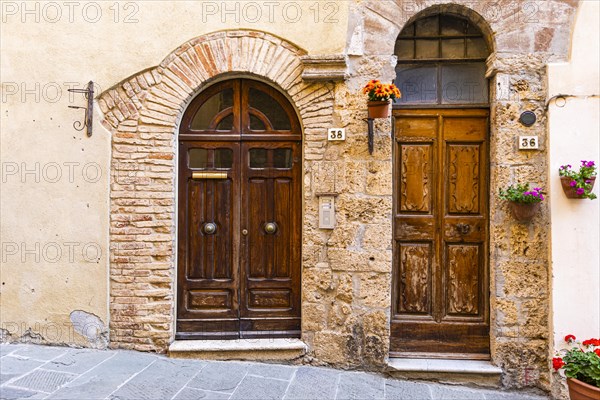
242, 229, 248, 236
203, 222, 217, 235
456, 223, 471, 235
264, 222, 278, 234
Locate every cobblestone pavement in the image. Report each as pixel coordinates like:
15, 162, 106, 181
0, 344, 547, 400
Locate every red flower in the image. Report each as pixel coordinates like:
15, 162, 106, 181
564, 334, 576, 342
582, 338, 600, 347
594, 349, 600, 357
552, 357, 565, 370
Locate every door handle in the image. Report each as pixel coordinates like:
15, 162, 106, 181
192, 172, 228, 180
264, 222, 278, 234
242, 229, 248, 236
456, 223, 471, 235
203, 222, 217, 235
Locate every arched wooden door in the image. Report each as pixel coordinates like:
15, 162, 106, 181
177, 79, 302, 340
391, 14, 491, 358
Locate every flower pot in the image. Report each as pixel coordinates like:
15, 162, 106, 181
567, 378, 600, 400
560, 177, 596, 198
367, 101, 391, 119
508, 201, 540, 223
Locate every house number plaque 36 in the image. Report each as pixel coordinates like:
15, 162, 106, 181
518, 136, 539, 150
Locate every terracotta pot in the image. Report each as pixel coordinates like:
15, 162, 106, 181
567, 378, 600, 400
560, 176, 596, 199
367, 101, 391, 119
508, 201, 540, 223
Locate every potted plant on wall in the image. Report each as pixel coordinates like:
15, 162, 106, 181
362, 80, 401, 118
559, 161, 597, 199
498, 183, 545, 223
553, 335, 600, 400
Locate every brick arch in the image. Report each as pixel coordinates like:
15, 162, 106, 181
99, 30, 334, 352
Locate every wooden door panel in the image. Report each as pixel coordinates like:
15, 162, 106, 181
395, 243, 434, 318
176, 141, 240, 338
399, 143, 435, 213
444, 244, 482, 318
392, 108, 489, 358
186, 178, 235, 279
240, 141, 301, 336
447, 144, 481, 214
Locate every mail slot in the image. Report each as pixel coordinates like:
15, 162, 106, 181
192, 172, 228, 180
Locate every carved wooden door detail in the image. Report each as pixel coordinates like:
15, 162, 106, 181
177, 79, 302, 339
391, 108, 490, 357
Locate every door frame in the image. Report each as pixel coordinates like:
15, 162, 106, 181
174, 77, 304, 340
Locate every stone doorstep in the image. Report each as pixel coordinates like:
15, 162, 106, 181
386, 358, 503, 388
168, 339, 307, 361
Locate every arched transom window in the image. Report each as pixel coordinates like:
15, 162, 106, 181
394, 14, 490, 105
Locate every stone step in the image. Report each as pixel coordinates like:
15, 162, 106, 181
168, 339, 307, 361
387, 358, 503, 388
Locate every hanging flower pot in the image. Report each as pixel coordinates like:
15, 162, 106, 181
507, 201, 541, 223
559, 161, 597, 200
362, 80, 401, 119
567, 378, 600, 400
499, 183, 544, 223
560, 176, 596, 199
367, 100, 391, 118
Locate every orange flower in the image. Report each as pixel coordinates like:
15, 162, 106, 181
363, 80, 401, 101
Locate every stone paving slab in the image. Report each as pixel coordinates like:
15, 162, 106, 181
230, 375, 289, 400
0, 345, 23, 358
173, 387, 230, 400
187, 361, 248, 393
46, 351, 155, 400
0, 357, 44, 376
337, 372, 385, 400
43, 349, 114, 374
284, 366, 340, 400
109, 358, 200, 400
11, 346, 69, 362
0, 344, 549, 400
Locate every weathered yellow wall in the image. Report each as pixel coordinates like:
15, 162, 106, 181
0, 0, 348, 346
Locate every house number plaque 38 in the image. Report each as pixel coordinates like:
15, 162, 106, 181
328, 128, 345, 141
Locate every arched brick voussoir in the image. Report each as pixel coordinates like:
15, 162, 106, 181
98, 29, 330, 132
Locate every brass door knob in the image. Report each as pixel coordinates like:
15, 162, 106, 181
264, 222, 278, 234
242, 229, 248, 236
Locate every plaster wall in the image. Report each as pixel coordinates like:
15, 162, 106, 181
0, 0, 348, 346
548, 0, 600, 366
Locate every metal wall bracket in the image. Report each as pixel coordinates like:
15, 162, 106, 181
364, 118, 375, 154
363, 115, 395, 155
68, 81, 94, 137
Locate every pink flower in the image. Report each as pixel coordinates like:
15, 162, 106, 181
576, 188, 585, 195
570, 180, 577, 187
